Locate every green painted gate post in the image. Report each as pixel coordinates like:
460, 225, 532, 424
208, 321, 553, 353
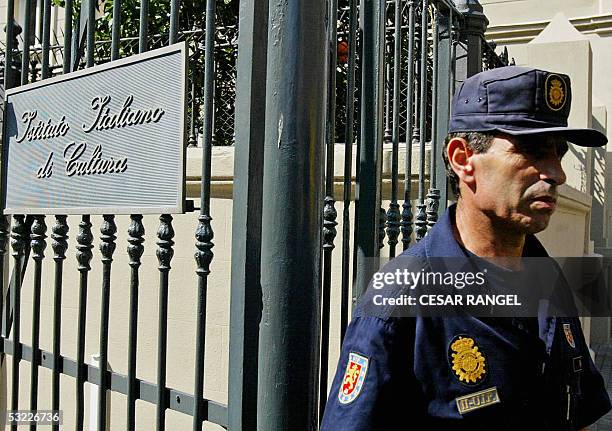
454, 0, 488, 82
228, 0, 269, 429
434, 9, 453, 216
353, 0, 386, 302
256, 0, 327, 429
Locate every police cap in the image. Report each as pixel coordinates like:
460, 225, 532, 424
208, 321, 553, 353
448, 66, 607, 147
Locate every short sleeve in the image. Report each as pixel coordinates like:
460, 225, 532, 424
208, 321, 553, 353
320, 315, 421, 430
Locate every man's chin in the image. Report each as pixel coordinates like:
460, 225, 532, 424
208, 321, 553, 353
522, 212, 553, 234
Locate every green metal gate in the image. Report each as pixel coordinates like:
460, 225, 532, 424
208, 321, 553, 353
0, 0, 509, 430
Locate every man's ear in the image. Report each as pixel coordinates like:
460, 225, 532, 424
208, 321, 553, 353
447, 137, 476, 191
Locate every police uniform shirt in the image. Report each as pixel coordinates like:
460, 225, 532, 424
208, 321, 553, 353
321, 204, 611, 430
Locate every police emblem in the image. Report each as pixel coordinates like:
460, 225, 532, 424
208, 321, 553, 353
545, 74, 567, 111
449, 336, 486, 385
338, 352, 369, 404
563, 323, 576, 348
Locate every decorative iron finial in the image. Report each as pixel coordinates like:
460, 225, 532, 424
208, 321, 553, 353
157, 214, 175, 271
425, 189, 440, 229
378, 207, 387, 250
323, 196, 338, 250
127, 215, 145, 268
401, 200, 414, 248
194, 214, 214, 276
30, 216, 47, 260
386, 201, 400, 248
415, 203, 427, 241
11, 215, 28, 259
52, 216, 69, 261
76, 217, 94, 272
100, 215, 117, 262
0, 216, 9, 257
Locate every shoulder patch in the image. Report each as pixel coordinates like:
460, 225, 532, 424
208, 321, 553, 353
338, 352, 369, 404
563, 323, 576, 348
449, 335, 486, 385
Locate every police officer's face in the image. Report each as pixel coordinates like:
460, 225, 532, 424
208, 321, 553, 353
469, 134, 568, 234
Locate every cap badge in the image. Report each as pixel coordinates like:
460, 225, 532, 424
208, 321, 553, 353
545, 74, 567, 111
449, 336, 486, 385
563, 323, 576, 349
338, 352, 369, 404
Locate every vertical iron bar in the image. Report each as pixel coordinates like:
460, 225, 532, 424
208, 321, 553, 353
139, 0, 149, 53
4, 0, 15, 90
448, 8, 454, 100
188, 63, 197, 147
0, 217, 8, 338
193, 213, 213, 431
353, 0, 386, 301
401, 0, 416, 250
37, 0, 43, 44
387, 0, 402, 258
86, 0, 95, 67
126, 215, 144, 431
0, 2, 13, 348
81, 4, 96, 427
319, 0, 339, 420
320, 197, 337, 422
29, 216, 46, 431
98, 215, 116, 431
415, 0, 428, 241
169, 0, 179, 44
227, 0, 268, 427
62, 0, 73, 74
75, 216, 93, 431
51, 216, 68, 431
340, 0, 358, 343
383, 32, 392, 146
426, 4, 440, 228
130, 2, 147, 426
193, 0, 216, 428
21, 0, 34, 85
9, 215, 27, 431
430, 6, 438, 189
111, 0, 121, 61
41, 0, 51, 79
156, 215, 174, 431
435, 6, 452, 217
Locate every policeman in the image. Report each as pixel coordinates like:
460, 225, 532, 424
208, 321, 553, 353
321, 66, 611, 430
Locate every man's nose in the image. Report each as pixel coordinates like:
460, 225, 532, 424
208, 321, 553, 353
540, 157, 567, 186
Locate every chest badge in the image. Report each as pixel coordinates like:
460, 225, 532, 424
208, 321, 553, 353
338, 352, 369, 404
563, 323, 576, 348
449, 336, 486, 385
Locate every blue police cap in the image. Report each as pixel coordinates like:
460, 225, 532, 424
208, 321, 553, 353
449, 66, 607, 147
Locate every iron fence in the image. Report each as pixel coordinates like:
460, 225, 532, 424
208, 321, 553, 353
0, 0, 510, 430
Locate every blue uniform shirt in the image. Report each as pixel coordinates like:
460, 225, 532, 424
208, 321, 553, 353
321, 205, 611, 430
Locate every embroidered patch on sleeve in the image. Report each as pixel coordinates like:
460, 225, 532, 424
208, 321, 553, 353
563, 323, 576, 348
338, 352, 369, 404
455, 386, 501, 415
